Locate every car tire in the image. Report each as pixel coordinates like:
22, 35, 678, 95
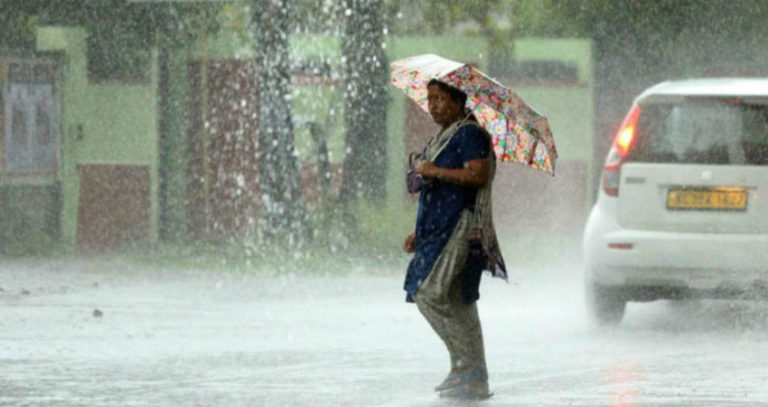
585, 280, 627, 326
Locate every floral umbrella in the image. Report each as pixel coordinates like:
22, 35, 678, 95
390, 53, 557, 175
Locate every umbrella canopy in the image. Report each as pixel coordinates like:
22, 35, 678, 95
390, 54, 557, 175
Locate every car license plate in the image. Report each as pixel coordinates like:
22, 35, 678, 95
667, 187, 747, 211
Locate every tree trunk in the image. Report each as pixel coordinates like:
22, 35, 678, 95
252, 0, 306, 243
338, 0, 389, 225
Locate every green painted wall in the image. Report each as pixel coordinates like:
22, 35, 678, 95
36, 26, 159, 246
512, 38, 595, 203
513, 38, 594, 162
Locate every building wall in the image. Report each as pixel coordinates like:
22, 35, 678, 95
505, 38, 596, 236
512, 38, 594, 163
36, 26, 159, 247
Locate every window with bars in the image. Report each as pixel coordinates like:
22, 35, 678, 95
3, 61, 59, 174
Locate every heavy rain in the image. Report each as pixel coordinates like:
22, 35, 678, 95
2, 1, 768, 406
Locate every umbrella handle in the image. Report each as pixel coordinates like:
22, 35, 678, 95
409, 152, 420, 169
528, 139, 539, 165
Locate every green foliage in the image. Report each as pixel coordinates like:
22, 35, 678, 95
0, 5, 38, 50
546, 0, 768, 77
389, 0, 504, 35
0, 229, 62, 257
0, 185, 63, 256
133, 203, 412, 275
87, 24, 153, 83
0, 1, 220, 70
0, 207, 61, 257
386, 0, 514, 76
290, 0, 340, 33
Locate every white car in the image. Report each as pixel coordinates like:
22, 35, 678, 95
583, 78, 768, 325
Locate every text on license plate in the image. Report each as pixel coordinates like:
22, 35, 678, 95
667, 187, 748, 211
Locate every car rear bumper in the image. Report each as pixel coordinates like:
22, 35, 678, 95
584, 203, 768, 292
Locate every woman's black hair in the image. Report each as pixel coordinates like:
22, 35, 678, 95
427, 79, 467, 107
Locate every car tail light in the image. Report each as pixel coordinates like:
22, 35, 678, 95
602, 105, 642, 197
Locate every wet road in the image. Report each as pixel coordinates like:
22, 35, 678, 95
2, 259, 768, 406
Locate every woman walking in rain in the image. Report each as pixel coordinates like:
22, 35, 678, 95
402, 79, 506, 400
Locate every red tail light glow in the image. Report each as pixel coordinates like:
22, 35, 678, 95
602, 105, 642, 197
615, 106, 641, 159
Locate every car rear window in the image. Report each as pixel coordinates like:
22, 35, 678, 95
631, 100, 768, 165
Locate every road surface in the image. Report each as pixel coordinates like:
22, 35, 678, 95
2, 258, 768, 406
